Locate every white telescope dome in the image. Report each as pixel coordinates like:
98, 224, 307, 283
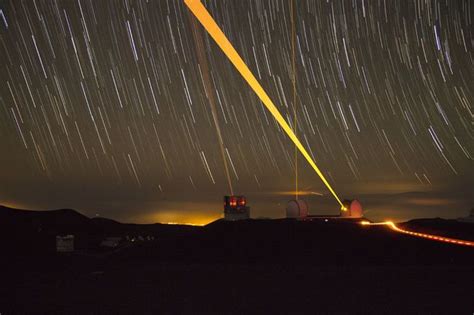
286, 199, 309, 218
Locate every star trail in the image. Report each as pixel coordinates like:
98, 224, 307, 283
0, 0, 472, 224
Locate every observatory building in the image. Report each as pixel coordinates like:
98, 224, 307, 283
285, 198, 363, 220
286, 199, 309, 219
224, 195, 250, 221
340, 199, 363, 218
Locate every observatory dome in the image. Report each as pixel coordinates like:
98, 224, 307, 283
286, 199, 309, 218
341, 199, 363, 218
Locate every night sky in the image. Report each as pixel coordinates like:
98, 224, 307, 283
0, 0, 472, 224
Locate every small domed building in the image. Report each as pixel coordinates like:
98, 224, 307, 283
286, 199, 309, 218
341, 199, 363, 218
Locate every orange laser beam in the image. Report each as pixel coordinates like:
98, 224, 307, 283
184, 0, 343, 207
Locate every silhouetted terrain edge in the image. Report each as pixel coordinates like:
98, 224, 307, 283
1, 206, 473, 314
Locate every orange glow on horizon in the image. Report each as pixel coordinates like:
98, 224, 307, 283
147, 210, 219, 226
162, 221, 207, 227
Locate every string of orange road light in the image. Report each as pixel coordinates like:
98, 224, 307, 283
184, 0, 344, 208
361, 221, 474, 247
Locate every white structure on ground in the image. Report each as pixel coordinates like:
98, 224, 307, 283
100, 237, 122, 248
286, 199, 309, 218
56, 235, 74, 252
340, 199, 363, 218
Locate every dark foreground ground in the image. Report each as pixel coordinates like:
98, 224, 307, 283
1, 207, 473, 314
